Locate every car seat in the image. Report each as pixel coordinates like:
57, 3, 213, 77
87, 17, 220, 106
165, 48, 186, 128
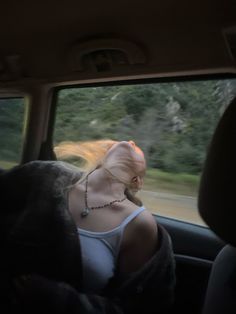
198, 97, 236, 314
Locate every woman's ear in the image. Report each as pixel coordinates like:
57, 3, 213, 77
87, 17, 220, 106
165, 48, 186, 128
131, 176, 143, 191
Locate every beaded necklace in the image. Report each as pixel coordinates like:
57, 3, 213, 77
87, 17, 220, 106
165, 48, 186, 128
81, 171, 127, 217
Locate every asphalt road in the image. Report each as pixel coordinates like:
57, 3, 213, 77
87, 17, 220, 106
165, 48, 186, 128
139, 190, 205, 226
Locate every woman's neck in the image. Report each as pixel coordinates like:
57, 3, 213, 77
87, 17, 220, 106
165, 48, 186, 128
82, 167, 127, 199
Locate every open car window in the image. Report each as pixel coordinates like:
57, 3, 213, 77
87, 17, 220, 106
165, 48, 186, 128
0, 97, 26, 169
54, 79, 236, 226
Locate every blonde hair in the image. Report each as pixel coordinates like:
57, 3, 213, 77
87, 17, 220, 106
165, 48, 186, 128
54, 139, 116, 172
54, 139, 143, 206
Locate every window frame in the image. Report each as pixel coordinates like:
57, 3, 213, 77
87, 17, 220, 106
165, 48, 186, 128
38, 73, 236, 226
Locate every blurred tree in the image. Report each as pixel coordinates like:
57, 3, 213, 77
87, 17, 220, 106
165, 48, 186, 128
0, 79, 231, 174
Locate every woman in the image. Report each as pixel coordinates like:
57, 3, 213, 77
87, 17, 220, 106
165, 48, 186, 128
56, 140, 158, 293
2, 140, 175, 314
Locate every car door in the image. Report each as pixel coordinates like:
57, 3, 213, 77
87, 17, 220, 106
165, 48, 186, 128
158, 216, 224, 314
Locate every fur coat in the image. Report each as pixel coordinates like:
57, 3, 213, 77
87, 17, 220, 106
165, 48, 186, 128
0, 161, 176, 314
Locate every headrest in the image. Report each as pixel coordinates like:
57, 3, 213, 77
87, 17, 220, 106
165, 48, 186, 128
198, 97, 236, 247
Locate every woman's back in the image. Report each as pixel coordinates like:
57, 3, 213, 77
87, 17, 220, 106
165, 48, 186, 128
77, 206, 147, 293
68, 165, 158, 293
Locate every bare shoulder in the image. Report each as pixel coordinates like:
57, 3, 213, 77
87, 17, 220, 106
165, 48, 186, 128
119, 208, 158, 274
123, 202, 158, 242
132, 209, 158, 249
134, 209, 158, 234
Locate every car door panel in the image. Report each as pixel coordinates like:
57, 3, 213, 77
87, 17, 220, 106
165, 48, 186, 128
155, 216, 224, 314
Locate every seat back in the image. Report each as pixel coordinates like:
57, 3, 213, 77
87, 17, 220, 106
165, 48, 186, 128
198, 97, 236, 314
202, 245, 236, 314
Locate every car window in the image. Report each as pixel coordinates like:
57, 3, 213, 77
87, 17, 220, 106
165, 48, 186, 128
54, 79, 236, 225
0, 97, 26, 169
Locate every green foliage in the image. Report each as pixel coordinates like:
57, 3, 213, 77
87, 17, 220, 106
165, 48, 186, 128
1, 80, 236, 176
54, 87, 127, 143
53, 80, 236, 175
146, 168, 199, 184
0, 98, 25, 164
144, 168, 199, 196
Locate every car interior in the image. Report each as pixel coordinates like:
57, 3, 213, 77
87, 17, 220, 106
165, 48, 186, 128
0, 1, 236, 313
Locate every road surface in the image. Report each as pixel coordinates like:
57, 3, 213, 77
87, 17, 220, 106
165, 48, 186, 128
139, 190, 205, 226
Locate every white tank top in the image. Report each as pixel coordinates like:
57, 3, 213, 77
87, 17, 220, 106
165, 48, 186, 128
77, 206, 145, 293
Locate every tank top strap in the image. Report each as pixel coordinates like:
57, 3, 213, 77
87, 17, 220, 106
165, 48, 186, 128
119, 206, 146, 229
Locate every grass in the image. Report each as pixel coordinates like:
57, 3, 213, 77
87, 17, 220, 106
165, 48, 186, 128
0, 159, 200, 197
0, 160, 17, 169
144, 168, 200, 196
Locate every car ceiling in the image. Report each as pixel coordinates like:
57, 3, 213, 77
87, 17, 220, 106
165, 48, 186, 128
0, 0, 235, 87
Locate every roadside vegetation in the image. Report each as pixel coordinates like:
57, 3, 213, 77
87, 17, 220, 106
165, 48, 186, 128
1, 80, 236, 197
144, 168, 199, 196
55, 80, 236, 175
